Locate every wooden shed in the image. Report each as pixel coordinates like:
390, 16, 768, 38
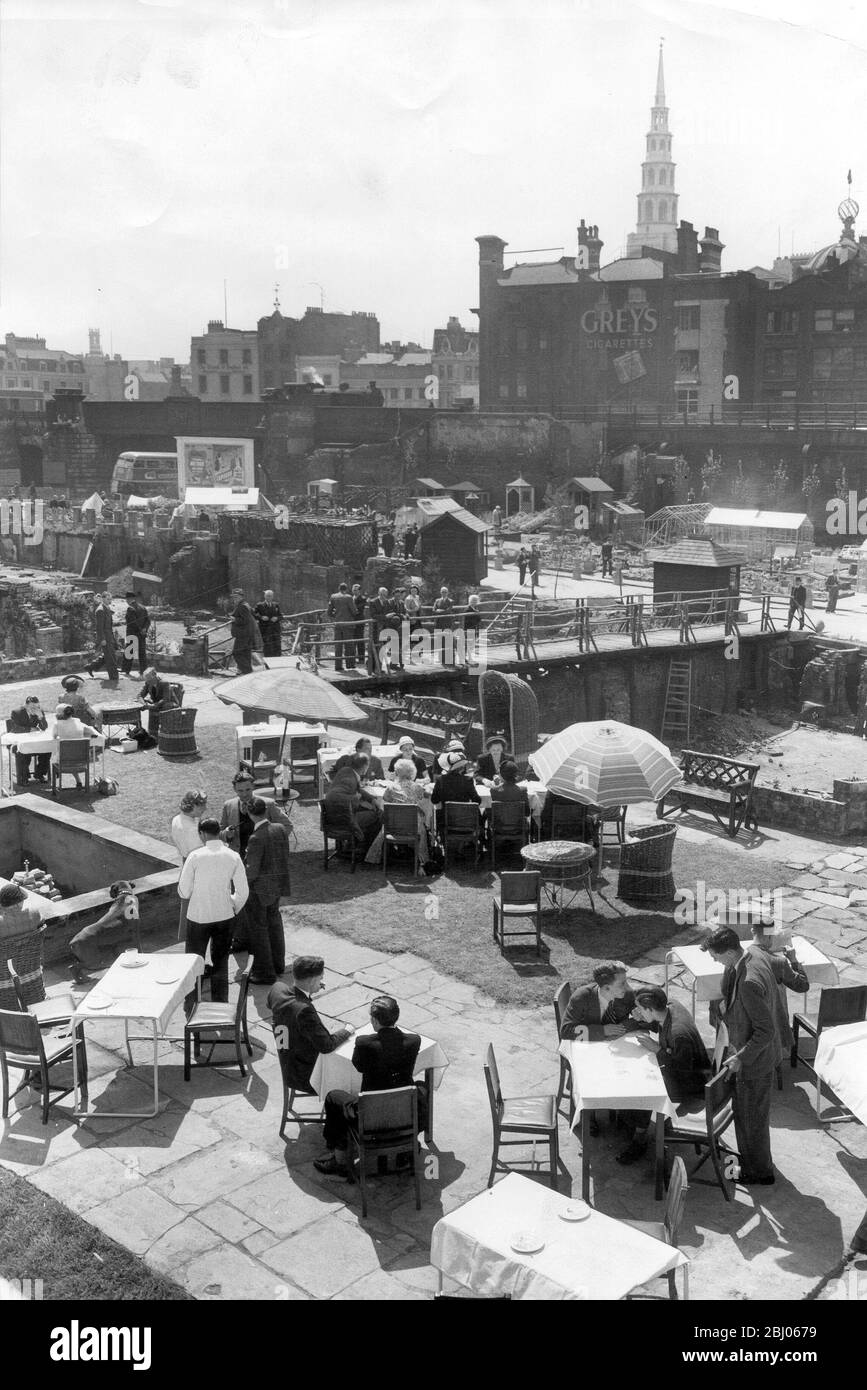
417, 497, 489, 584
651, 537, 743, 621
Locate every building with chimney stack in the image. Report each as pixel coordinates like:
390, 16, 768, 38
191, 321, 259, 400
432, 316, 479, 408
258, 305, 380, 393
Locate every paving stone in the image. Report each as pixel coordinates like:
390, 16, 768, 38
332, 1268, 428, 1300
144, 1216, 222, 1276
149, 1139, 282, 1210
789, 873, 829, 890
259, 1213, 391, 1297
198, 1198, 263, 1243
181, 1243, 308, 1300
823, 853, 862, 870
318, 983, 380, 1018
29, 1148, 141, 1214
85, 1187, 185, 1254
242, 1229, 282, 1257
804, 890, 856, 909
226, 1166, 344, 1238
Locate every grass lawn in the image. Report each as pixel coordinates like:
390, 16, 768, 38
21, 715, 794, 1008
0, 1166, 190, 1300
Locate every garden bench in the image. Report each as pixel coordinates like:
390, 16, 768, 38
386, 695, 478, 756
656, 748, 759, 838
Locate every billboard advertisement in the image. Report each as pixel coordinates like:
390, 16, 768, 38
175, 437, 255, 494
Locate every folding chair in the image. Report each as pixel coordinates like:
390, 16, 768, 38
183, 958, 254, 1080
553, 980, 574, 1121
492, 871, 543, 957
790, 984, 867, 1118
51, 738, 91, 796
0, 1007, 88, 1125
484, 1042, 559, 1190
320, 799, 358, 872
664, 1070, 738, 1202
489, 800, 529, 869
624, 1156, 689, 1299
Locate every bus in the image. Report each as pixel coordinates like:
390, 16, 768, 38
110, 451, 179, 498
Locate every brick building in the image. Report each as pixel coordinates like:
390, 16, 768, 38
1, 333, 87, 405
432, 317, 479, 408
258, 305, 380, 393
190, 321, 259, 401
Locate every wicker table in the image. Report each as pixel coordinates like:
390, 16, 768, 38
520, 841, 595, 914
98, 703, 146, 745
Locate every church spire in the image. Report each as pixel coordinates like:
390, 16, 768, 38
626, 44, 679, 257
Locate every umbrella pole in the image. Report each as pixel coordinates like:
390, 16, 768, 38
277, 717, 289, 766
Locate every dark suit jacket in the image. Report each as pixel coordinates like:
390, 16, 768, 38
431, 770, 481, 806
388, 752, 429, 780
560, 983, 637, 1041
268, 982, 351, 1090
220, 796, 291, 837
94, 606, 115, 646
722, 949, 782, 1077
352, 1026, 421, 1091
246, 820, 292, 903
490, 782, 531, 816
658, 1001, 710, 1103
746, 944, 808, 1051
476, 751, 512, 780
139, 678, 177, 712
8, 707, 48, 735
125, 602, 150, 635
333, 752, 384, 780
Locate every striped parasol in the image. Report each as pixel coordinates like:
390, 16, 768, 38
529, 720, 682, 808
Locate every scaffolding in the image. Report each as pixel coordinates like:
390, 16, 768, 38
643, 503, 712, 548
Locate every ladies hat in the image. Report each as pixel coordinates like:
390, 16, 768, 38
438, 749, 468, 773
61, 676, 80, 691
485, 733, 508, 749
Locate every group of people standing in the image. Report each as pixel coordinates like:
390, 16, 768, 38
230, 590, 283, 674
327, 582, 482, 673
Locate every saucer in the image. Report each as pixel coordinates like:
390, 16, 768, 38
120, 958, 148, 969
86, 996, 112, 1010
560, 1203, 591, 1222
509, 1231, 545, 1254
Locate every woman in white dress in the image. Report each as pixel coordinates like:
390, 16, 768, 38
365, 758, 432, 867
50, 703, 100, 788
171, 789, 208, 860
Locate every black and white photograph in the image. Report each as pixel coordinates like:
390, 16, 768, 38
1, 0, 867, 1341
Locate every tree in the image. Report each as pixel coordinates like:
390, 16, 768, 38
801, 463, 822, 511
730, 460, 750, 506
766, 460, 789, 507
542, 481, 574, 534
700, 449, 723, 501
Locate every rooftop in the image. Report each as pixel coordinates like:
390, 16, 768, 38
650, 537, 744, 567
705, 507, 810, 529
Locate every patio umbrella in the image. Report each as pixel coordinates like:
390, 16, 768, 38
215, 667, 365, 726
529, 720, 682, 808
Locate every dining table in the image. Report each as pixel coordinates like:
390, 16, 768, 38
559, 1031, 675, 1200
309, 1024, 449, 1142
1, 730, 106, 796
430, 1172, 688, 1300
813, 1020, 867, 1124
664, 938, 840, 1016
71, 950, 204, 1119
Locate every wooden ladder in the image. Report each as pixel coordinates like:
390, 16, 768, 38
661, 658, 692, 746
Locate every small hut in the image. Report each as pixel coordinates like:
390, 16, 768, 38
505, 476, 535, 516
704, 508, 814, 560
566, 476, 614, 527
417, 497, 489, 584
415, 477, 445, 498
651, 537, 743, 621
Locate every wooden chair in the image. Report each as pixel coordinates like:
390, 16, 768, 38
443, 801, 482, 868
624, 1156, 689, 1299
289, 736, 324, 792
489, 800, 529, 869
320, 799, 358, 872
791, 984, 867, 1116
664, 1070, 738, 1202
553, 980, 574, 1121
348, 1086, 422, 1219
0, 1006, 87, 1124
617, 824, 677, 904
275, 1043, 324, 1138
483, 1042, 559, 1190
549, 801, 596, 843
599, 804, 627, 846
492, 871, 543, 957
6, 960, 75, 1030
51, 738, 92, 797
183, 958, 254, 1081
382, 802, 422, 877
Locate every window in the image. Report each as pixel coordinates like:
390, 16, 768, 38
197, 348, 206, 365
814, 307, 854, 332
766, 350, 797, 379
658, 199, 667, 220
644, 200, 653, 222
417, 388, 425, 400
263, 370, 273, 388
7, 376, 16, 387
198, 374, 208, 394
21, 377, 30, 388
390, 388, 399, 399
676, 304, 700, 331
836, 308, 855, 332
280, 347, 291, 361
219, 348, 229, 365
675, 387, 699, 415
498, 381, 510, 399
220, 374, 230, 394
676, 350, 699, 378
516, 327, 529, 353
242, 348, 252, 365
404, 387, 413, 400
46, 361, 56, 372
498, 329, 509, 355
658, 169, 666, 186
243, 374, 253, 394
647, 168, 655, 186
516, 371, 527, 399
43, 380, 50, 392
446, 365, 454, 379
766, 309, 799, 334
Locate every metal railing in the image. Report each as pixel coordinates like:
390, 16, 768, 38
481, 401, 867, 430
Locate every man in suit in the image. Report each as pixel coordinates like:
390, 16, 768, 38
328, 582, 361, 671
332, 737, 384, 781
366, 586, 391, 674
245, 797, 292, 984
617, 986, 711, 1164
705, 925, 780, 1186
123, 591, 150, 678
314, 994, 426, 1178
746, 923, 809, 1051
268, 954, 354, 1113
138, 667, 178, 737
560, 960, 640, 1137
93, 592, 119, 683
8, 695, 50, 784
230, 589, 258, 674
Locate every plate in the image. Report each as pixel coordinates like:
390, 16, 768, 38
154, 976, 179, 986
509, 1232, 546, 1255
560, 1203, 591, 1222
85, 996, 112, 1010
120, 958, 148, 969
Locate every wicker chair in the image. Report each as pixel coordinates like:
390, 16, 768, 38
617, 824, 677, 905
157, 706, 199, 758
478, 671, 539, 766
0, 932, 45, 1010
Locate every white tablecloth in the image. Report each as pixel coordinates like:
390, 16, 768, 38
667, 938, 839, 1002
309, 1024, 449, 1100
73, 951, 204, 1034
815, 1021, 867, 1126
430, 1173, 686, 1301
1, 731, 106, 756
559, 1033, 675, 1132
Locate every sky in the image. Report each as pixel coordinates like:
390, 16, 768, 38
2, 0, 867, 361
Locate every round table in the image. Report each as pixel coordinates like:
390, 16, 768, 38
520, 840, 595, 914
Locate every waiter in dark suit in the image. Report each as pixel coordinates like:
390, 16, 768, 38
617, 985, 710, 1164
268, 954, 353, 1099
560, 960, 640, 1137
123, 591, 150, 678
8, 695, 50, 784
314, 994, 426, 1177
245, 797, 292, 984
705, 925, 781, 1186
93, 592, 119, 683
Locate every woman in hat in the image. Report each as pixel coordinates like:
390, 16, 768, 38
475, 733, 511, 782
388, 736, 429, 782
365, 757, 432, 867
430, 748, 480, 834
60, 676, 102, 731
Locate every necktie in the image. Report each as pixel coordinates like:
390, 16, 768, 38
601, 1000, 616, 1025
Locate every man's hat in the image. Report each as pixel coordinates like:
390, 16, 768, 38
125, 591, 137, 599
485, 733, 508, 749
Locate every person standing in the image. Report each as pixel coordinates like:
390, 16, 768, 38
601, 539, 614, 578
746, 923, 809, 1052
491, 504, 503, 533
350, 583, 366, 667
245, 797, 293, 984
254, 590, 283, 657
381, 526, 395, 558
366, 586, 391, 674
171, 789, 208, 860
403, 523, 419, 560
704, 925, 780, 1186
786, 576, 807, 631
230, 589, 258, 674
327, 582, 359, 672
517, 547, 528, 586
529, 545, 541, 595
178, 819, 249, 1010
433, 585, 454, 665
825, 570, 840, 614
92, 593, 119, 683
123, 591, 150, 678
7, 695, 50, 785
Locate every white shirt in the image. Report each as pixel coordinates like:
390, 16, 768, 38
51, 717, 98, 740
178, 840, 249, 924
171, 812, 204, 861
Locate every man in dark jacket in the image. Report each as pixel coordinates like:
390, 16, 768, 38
268, 954, 353, 1096
8, 695, 50, 784
705, 925, 780, 1186
746, 924, 809, 1051
93, 593, 119, 683
786, 577, 807, 631
314, 994, 426, 1177
230, 589, 258, 674
245, 797, 293, 984
560, 960, 637, 1042
430, 750, 481, 834
123, 591, 150, 678
366, 587, 391, 674
327, 583, 359, 671
351, 583, 366, 666
617, 986, 710, 1164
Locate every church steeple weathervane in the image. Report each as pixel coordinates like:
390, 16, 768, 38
626, 41, 679, 257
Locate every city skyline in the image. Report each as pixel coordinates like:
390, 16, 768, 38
2, 0, 867, 360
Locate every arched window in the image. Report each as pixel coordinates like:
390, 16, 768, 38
658, 199, 667, 221
646, 168, 655, 185
650, 139, 656, 151
644, 200, 654, 223
658, 168, 665, 185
